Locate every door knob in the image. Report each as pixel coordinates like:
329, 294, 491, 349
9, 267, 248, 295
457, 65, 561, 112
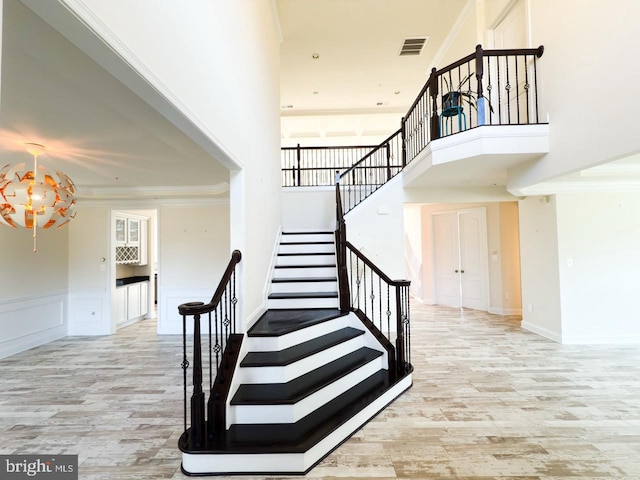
454, 269, 459, 273
460, 270, 465, 273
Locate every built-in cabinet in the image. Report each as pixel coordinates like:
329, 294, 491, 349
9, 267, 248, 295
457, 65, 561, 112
115, 214, 148, 265
115, 280, 149, 327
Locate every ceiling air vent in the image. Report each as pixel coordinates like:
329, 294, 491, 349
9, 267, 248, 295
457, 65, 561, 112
399, 37, 428, 56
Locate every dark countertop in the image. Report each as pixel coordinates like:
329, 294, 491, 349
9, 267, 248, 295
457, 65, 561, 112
116, 275, 150, 287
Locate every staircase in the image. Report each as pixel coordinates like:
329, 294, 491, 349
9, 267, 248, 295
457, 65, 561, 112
180, 232, 413, 475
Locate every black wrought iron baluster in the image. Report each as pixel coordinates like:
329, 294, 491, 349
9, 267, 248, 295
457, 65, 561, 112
486, 56, 493, 124
378, 277, 383, 332
295, 144, 301, 187
533, 54, 540, 123
369, 268, 374, 321
223, 288, 230, 370
386, 284, 391, 342
466, 60, 472, 129
515, 55, 521, 124
506, 55, 512, 123
349, 251, 354, 308
524, 54, 531, 124
208, 312, 213, 391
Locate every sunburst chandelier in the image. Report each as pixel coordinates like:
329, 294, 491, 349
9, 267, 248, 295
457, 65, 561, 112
0, 143, 76, 252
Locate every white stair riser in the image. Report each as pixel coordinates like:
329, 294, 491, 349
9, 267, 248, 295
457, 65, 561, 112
279, 243, 335, 254
270, 281, 338, 294
267, 297, 339, 309
273, 266, 337, 279
276, 255, 336, 266
182, 374, 413, 475
230, 357, 386, 424
246, 316, 349, 352
282, 234, 334, 244
238, 336, 365, 384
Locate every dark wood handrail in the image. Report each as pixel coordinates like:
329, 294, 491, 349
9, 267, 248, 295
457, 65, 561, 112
282, 144, 379, 151
344, 241, 409, 287
178, 250, 242, 316
482, 46, 544, 57
339, 128, 402, 180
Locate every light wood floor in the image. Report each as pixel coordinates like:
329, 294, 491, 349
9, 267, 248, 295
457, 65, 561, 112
1, 303, 640, 479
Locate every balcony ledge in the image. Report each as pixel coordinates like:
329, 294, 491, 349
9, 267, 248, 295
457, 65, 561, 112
402, 124, 550, 188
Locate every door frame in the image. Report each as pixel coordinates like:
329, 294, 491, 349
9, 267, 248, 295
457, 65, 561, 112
431, 207, 490, 311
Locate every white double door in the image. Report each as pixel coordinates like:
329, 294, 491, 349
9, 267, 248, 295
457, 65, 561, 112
433, 208, 489, 310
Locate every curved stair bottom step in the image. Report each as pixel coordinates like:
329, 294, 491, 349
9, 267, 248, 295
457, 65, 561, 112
181, 372, 412, 476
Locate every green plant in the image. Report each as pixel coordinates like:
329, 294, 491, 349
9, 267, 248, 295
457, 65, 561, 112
441, 73, 492, 113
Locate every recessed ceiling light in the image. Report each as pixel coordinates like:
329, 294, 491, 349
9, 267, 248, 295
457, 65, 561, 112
394, 90, 401, 95
313, 91, 319, 95
312, 53, 320, 59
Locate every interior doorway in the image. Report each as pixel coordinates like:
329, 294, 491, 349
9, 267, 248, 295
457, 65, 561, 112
433, 207, 489, 310
111, 208, 159, 333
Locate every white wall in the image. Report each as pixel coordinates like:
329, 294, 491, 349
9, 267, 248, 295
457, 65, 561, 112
158, 203, 230, 335
518, 195, 562, 341
404, 205, 424, 300
508, 0, 640, 190
67, 205, 111, 335
555, 192, 640, 344
0, 226, 69, 358
344, 176, 406, 281
282, 187, 335, 231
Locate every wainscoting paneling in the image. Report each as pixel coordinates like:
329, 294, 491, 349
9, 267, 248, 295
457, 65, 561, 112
0, 292, 67, 359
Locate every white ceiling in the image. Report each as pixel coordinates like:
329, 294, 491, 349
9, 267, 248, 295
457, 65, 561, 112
278, 0, 468, 145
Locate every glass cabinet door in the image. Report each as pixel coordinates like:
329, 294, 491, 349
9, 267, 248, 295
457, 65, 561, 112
115, 217, 126, 243
128, 219, 139, 243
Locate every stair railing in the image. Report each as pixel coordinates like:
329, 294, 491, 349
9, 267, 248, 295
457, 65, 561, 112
335, 181, 411, 376
282, 143, 379, 186
178, 250, 242, 451
337, 128, 403, 214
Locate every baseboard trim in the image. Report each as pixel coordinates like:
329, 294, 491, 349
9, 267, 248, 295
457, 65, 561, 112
521, 321, 561, 343
489, 307, 523, 316
560, 333, 640, 345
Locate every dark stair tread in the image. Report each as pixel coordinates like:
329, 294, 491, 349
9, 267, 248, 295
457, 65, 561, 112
179, 370, 403, 454
282, 231, 333, 235
274, 264, 336, 269
247, 309, 344, 337
272, 277, 337, 283
277, 252, 334, 256
231, 347, 382, 405
268, 292, 338, 300
280, 241, 334, 245
240, 327, 365, 367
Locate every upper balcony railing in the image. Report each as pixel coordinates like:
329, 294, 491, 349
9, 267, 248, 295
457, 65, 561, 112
282, 44, 545, 196
405, 44, 545, 161
281, 144, 378, 187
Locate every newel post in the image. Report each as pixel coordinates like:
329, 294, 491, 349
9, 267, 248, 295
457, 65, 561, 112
335, 172, 351, 313
190, 314, 206, 448
474, 44, 487, 126
296, 143, 302, 186
394, 280, 411, 373
400, 116, 407, 168
429, 67, 440, 140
